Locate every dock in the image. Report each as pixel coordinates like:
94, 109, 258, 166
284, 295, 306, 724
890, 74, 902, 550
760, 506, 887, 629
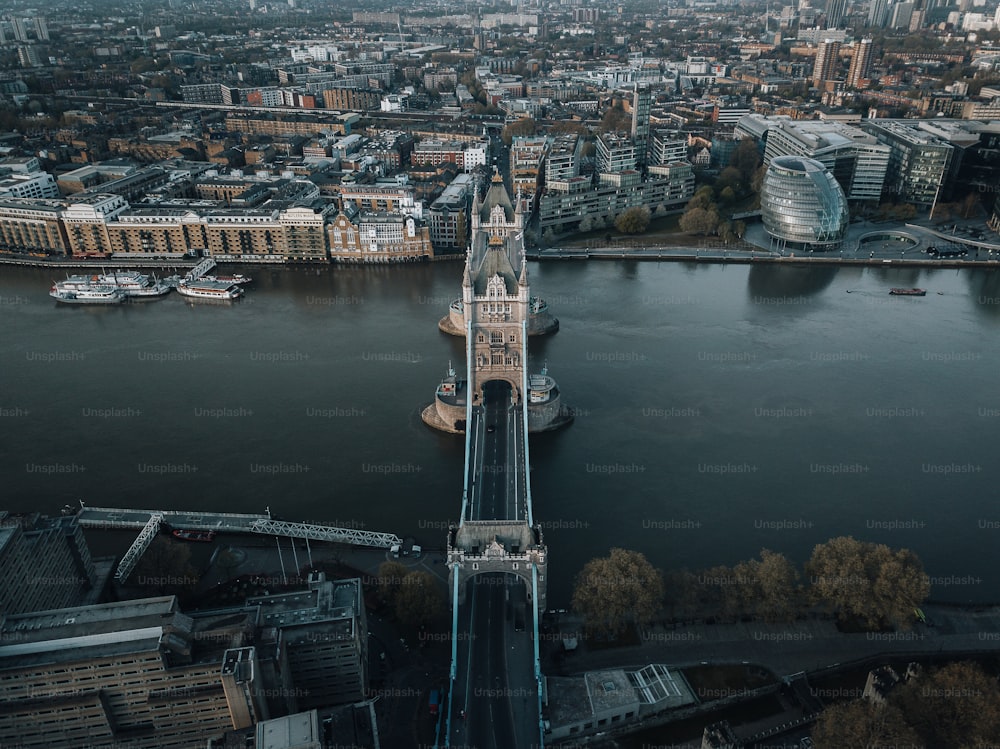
75, 504, 402, 583
183, 257, 217, 282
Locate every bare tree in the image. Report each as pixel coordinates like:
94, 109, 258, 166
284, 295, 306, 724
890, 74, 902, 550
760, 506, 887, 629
572, 548, 663, 636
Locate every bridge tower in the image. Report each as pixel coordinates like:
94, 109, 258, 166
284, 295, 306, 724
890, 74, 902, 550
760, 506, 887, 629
464, 172, 529, 403
423, 172, 571, 433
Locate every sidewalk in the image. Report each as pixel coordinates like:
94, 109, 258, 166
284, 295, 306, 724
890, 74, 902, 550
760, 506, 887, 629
551, 603, 1000, 679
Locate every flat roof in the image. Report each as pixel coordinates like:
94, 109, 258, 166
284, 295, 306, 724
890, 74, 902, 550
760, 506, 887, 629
257, 710, 321, 749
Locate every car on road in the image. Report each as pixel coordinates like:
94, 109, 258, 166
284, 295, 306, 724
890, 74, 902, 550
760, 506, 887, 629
486, 424, 496, 433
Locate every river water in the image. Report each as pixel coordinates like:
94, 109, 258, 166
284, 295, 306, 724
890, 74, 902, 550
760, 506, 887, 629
3, 261, 999, 605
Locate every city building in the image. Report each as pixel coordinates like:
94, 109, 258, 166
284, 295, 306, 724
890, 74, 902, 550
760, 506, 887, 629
538, 162, 694, 235
861, 120, 954, 207
0, 512, 99, 615
327, 203, 433, 263
848, 38, 874, 88
510, 136, 550, 194
0, 573, 371, 748
62, 193, 130, 256
596, 132, 638, 175
812, 39, 842, 87
736, 114, 889, 203
0, 198, 70, 255
760, 155, 849, 250
427, 173, 473, 250
545, 134, 583, 185
0, 596, 257, 748
631, 87, 652, 167
321, 87, 381, 111
544, 665, 696, 743
649, 130, 688, 166
826, 0, 847, 28
869, 0, 892, 27
338, 180, 421, 216
244, 576, 368, 708
412, 139, 489, 172
0, 171, 58, 200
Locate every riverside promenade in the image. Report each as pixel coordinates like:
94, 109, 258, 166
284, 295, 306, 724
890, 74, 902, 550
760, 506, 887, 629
535, 216, 1000, 268
551, 602, 1000, 680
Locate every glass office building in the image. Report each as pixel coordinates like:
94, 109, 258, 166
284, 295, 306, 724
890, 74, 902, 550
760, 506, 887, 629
760, 155, 849, 250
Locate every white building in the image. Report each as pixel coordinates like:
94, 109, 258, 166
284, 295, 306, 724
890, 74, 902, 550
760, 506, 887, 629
0, 171, 58, 200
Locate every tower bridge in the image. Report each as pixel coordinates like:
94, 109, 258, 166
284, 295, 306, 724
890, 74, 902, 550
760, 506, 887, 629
424, 172, 570, 748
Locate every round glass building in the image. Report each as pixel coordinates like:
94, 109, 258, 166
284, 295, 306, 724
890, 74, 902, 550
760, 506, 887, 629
760, 156, 849, 250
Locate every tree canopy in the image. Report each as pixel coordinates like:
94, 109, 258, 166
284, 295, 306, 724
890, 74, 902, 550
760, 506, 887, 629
814, 661, 1000, 747
572, 548, 663, 636
614, 206, 651, 234
806, 536, 930, 629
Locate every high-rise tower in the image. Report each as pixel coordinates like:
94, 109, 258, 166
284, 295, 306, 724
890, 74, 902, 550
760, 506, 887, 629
631, 86, 652, 168
825, 0, 847, 27
812, 39, 842, 87
848, 38, 874, 88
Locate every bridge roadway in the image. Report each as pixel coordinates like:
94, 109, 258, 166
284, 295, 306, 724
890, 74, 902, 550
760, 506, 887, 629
447, 381, 540, 748
465, 381, 527, 523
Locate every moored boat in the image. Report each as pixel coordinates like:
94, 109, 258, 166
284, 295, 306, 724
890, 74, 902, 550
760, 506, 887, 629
171, 529, 216, 542
99, 270, 173, 298
889, 288, 927, 296
177, 278, 244, 300
206, 273, 252, 285
50, 284, 125, 304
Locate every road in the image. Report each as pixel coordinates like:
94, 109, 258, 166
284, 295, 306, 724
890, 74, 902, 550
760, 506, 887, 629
451, 574, 537, 749
451, 378, 538, 748
467, 381, 525, 523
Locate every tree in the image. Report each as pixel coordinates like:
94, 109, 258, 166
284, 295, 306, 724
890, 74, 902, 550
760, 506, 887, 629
811, 701, 921, 748
688, 185, 716, 210
894, 661, 1000, 747
961, 192, 980, 218
376, 561, 410, 607
806, 536, 929, 629
501, 117, 536, 146
393, 570, 447, 629
718, 186, 737, 205
749, 549, 801, 621
614, 206, 651, 234
578, 214, 594, 233
599, 104, 631, 133
931, 202, 952, 221
730, 137, 762, 186
572, 548, 663, 636
715, 167, 744, 197
679, 206, 721, 236
718, 220, 735, 244
750, 164, 767, 196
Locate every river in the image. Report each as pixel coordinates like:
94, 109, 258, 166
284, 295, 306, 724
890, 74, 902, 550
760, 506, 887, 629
2, 260, 999, 605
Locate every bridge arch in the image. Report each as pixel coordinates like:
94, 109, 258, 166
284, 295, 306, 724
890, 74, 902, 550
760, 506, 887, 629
447, 521, 547, 610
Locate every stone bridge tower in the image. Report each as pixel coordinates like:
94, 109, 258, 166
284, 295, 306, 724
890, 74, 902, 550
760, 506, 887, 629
423, 172, 572, 433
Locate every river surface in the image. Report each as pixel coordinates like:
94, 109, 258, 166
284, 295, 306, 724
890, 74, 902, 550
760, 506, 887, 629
3, 261, 1000, 605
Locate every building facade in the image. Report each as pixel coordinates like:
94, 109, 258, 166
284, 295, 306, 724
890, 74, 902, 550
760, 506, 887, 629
0, 513, 97, 615
760, 155, 849, 249
0, 198, 69, 255
862, 120, 954, 207
327, 204, 433, 263
812, 39, 842, 87
736, 114, 889, 203
427, 173, 473, 250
